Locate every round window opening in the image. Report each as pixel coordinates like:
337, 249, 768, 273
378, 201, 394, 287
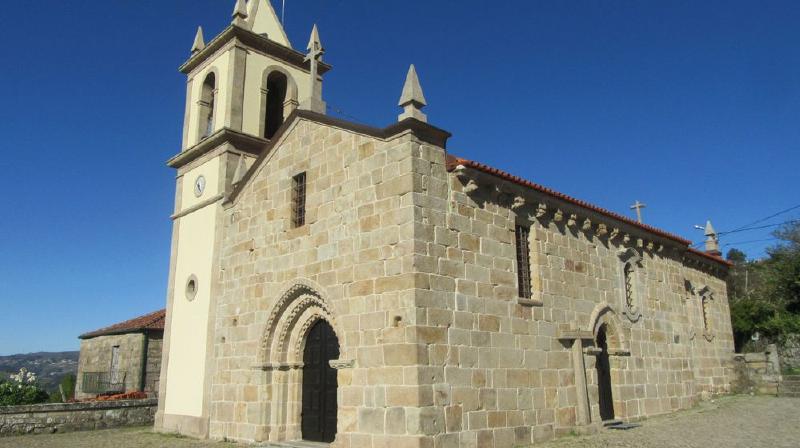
186, 275, 199, 301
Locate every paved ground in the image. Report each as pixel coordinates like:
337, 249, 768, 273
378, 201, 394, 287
542, 395, 800, 448
0, 396, 797, 447
0, 426, 236, 448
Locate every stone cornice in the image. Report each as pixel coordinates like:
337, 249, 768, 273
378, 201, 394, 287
450, 163, 730, 273
179, 25, 332, 76
170, 193, 224, 220
166, 128, 267, 169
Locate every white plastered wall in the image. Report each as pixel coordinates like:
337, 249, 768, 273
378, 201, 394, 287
163, 157, 220, 417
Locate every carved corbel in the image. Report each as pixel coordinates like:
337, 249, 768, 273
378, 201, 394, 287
609, 228, 620, 241
463, 179, 479, 193
535, 203, 548, 218
567, 214, 577, 227
596, 223, 608, 236
329, 359, 355, 370
554, 209, 564, 222
623, 234, 631, 244
512, 195, 525, 210
636, 238, 644, 248
582, 218, 592, 232
646, 241, 654, 251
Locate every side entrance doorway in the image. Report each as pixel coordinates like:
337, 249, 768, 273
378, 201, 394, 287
301, 320, 340, 443
596, 323, 615, 421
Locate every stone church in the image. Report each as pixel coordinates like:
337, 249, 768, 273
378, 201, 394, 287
156, 1, 735, 446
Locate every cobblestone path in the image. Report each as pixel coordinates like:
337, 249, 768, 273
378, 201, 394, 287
0, 396, 797, 447
542, 395, 800, 448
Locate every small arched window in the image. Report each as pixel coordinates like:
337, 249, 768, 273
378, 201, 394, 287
264, 71, 288, 139
198, 72, 216, 139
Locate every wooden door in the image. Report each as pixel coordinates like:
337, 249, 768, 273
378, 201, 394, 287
301, 320, 340, 442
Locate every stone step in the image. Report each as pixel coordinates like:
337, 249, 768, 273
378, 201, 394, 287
602, 419, 623, 427
608, 422, 641, 430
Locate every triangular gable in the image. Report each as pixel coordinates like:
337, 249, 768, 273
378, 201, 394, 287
224, 110, 451, 206
247, 0, 292, 48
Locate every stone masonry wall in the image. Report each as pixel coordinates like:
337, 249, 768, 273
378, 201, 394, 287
144, 334, 163, 396
401, 141, 735, 447
0, 399, 157, 436
732, 345, 782, 395
204, 116, 734, 447
75, 333, 145, 399
213, 119, 426, 446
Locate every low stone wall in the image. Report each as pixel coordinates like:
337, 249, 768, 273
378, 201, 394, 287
732, 345, 782, 395
0, 398, 157, 436
779, 334, 800, 372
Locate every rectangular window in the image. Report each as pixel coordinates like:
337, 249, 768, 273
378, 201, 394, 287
515, 224, 532, 298
292, 172, 306, 228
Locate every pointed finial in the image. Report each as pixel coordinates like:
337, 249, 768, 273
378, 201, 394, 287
191, 26, 205, 55
704, 220, 721, 256
398, 64, 427, 122
232, 0, 248, 27
307, 24, 323, 56
704, 220, 716, 237
300, 24, 326, 114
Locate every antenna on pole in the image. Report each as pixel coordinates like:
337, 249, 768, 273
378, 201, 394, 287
281, 0, 286, 24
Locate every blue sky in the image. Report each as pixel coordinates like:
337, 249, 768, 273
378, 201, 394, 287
0, 0, 798, 355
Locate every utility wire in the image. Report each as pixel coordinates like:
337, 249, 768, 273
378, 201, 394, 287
721, 237, 780, 247
725, 203, 800, 234
690, 218, 799, 248
719, 219, 800, 236
690, 204, 800, 248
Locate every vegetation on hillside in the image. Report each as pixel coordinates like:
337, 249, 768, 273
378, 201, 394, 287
0, 351, 78, 394
727, 221, 800, 351
0, 368, 50, 406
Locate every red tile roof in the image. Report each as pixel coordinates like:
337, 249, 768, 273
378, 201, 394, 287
80, 309, 166, 339
445, 154, 730, 266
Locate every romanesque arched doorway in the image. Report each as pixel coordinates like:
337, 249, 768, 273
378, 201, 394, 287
301, 320, 339, 443
596, 323, 615, 421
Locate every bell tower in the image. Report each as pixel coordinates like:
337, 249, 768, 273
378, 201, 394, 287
156, 0, 331, 437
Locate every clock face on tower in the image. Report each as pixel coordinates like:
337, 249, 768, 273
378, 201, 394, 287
194, 175, 206, 197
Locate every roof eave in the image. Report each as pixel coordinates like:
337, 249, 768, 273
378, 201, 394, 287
179, 25, 332, 76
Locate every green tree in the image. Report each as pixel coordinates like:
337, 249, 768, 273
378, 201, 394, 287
728, 221, 800, 351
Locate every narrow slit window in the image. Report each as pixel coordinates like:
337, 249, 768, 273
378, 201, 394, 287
292, 172, 306, 228
623, 262, 635, 309
515, 224, 532, 298
702, 296, 711, 332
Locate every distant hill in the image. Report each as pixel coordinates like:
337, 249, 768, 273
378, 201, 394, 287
0, 351, 79, 392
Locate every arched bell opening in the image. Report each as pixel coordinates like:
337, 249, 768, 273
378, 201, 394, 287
259, 68, 298, 140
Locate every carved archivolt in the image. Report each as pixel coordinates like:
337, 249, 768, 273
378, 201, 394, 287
588, 302, 630, 355
258, 279, 341, 366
